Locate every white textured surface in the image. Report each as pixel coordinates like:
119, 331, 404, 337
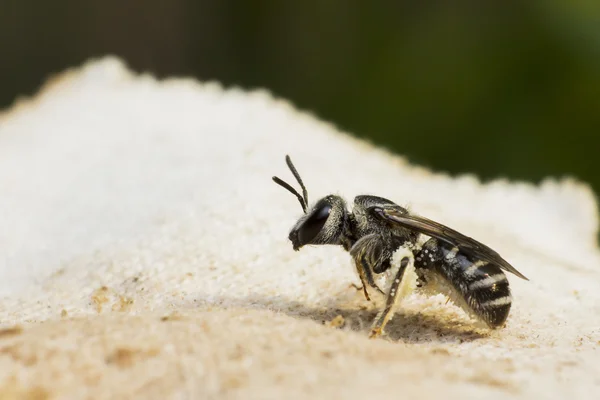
0, 57, 599, 398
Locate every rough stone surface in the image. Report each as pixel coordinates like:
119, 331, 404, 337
0, 57, 599, 399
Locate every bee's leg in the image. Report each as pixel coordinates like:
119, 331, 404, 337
355, 257, 386, 300
369, 256, 410, 339
349, 282, 368, 300
350, 235, 386, 301
355, 284, 370, 301
352, 257, 373, 301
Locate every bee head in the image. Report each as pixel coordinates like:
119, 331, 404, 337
272, 156, 347, 250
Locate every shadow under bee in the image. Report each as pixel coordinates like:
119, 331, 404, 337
286, 300, 488, 344
179, 293, 489, 344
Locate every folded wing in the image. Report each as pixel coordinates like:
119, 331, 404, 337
373, 206, 529, 281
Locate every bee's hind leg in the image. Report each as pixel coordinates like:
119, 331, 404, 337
369, 256, 411, 339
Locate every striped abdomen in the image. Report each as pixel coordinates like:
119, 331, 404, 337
414, 238, 512, 328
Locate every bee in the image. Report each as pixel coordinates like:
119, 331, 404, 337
272, 155, 528, 338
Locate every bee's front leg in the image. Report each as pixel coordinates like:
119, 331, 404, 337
369, 256, 411, 339
352, 258, 385, 301
349, 282, 370, 301
349, 235, 386, 301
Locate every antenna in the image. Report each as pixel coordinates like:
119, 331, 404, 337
272, 155, 309, 213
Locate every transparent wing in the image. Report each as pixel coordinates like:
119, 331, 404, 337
373, 206, 528, 280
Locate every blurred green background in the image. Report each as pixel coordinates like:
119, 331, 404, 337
1, 1, 599, 198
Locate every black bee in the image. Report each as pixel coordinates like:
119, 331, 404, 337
272, 155, 528, 338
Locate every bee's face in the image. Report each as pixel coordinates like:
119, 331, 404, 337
288, 195, 346, 250
271, 156, 347, 251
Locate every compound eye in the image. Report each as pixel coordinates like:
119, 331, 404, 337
298, 204, 332, 244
